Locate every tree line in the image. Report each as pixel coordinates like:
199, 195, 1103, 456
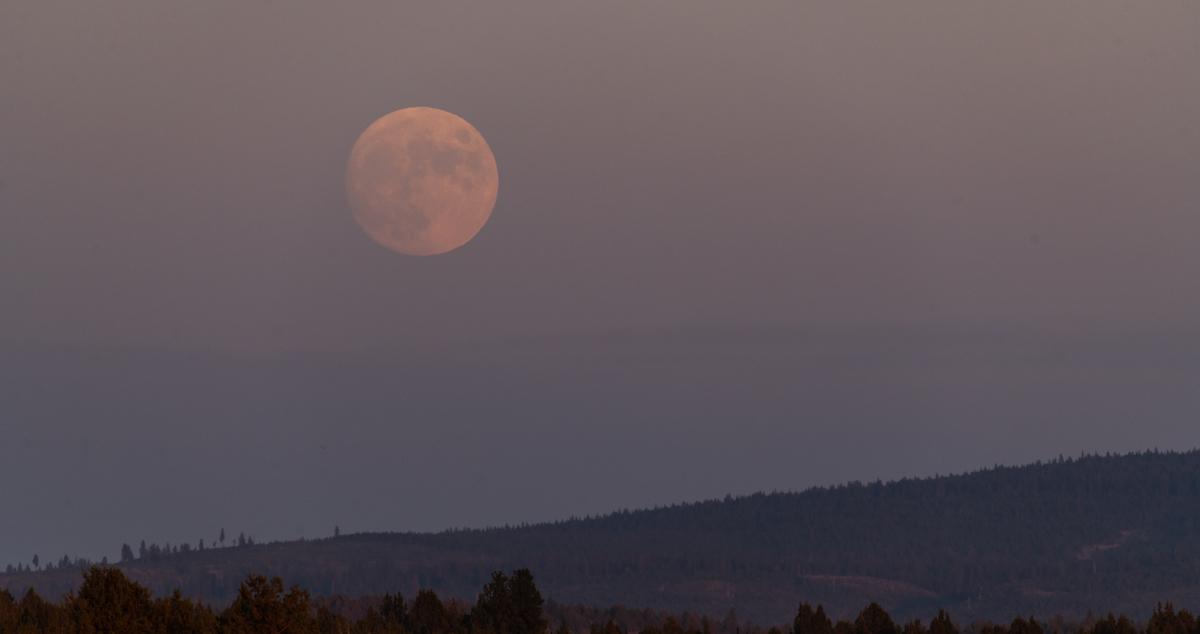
0, 566, 544, 634
4, 566, 1200, 634
121, 528, 259, 564
4, 527, 272, 574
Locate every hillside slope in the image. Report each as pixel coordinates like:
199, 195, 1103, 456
5, 451, 1200, 623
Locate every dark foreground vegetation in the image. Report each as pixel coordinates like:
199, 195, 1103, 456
5, 451, 1200, 623
5, 566, 1200, 634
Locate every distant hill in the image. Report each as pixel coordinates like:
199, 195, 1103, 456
5, 450, 1200, 624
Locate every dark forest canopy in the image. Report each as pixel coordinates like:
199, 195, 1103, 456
4, 566, 1200, 634
4, 450, 1200, 623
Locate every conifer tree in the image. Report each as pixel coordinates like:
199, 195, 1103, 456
220, 575, 315, 634
380, 592, 408, 629
929, 611, 958, 634
410, 589, 448, 634
854, 604, 898, 634
71, 566, 155, 634
795, 604, 834, 634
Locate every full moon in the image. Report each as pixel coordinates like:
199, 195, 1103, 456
345, 107, 499, 256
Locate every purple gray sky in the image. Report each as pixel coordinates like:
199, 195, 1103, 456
1, 1, 1199, 566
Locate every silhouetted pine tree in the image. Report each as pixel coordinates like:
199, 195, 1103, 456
855, 604, 898, 634
794, 604, 834, 634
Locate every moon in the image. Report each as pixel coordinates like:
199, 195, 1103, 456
345, 107, 499, 256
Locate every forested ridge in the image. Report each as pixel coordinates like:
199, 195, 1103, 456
4, 451, 1200, 623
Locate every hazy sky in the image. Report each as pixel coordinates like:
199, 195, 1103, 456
2, 1, 1199, 566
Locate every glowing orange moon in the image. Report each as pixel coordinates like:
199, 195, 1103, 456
345, 107, 499, 256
